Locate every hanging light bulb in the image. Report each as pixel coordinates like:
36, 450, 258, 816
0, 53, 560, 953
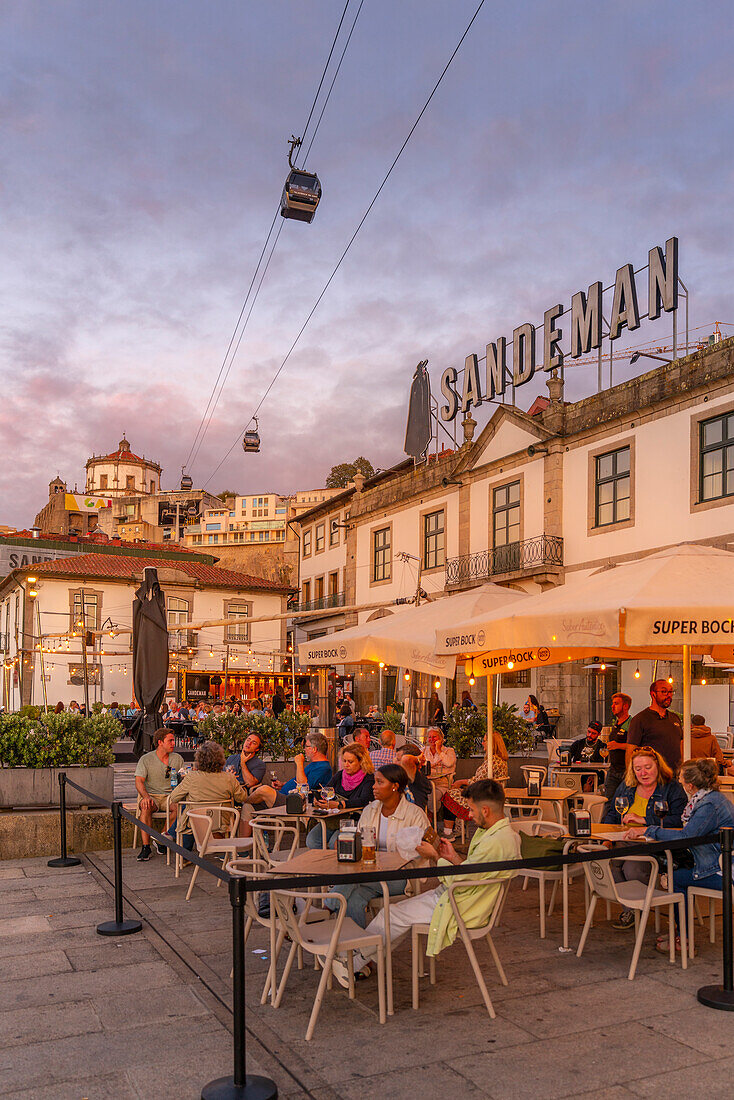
634, 667, 641, 679
600, 662, 606, 671
404, 672, 411, 682
434, 679, 441, 690
701, 677, 707, 685
507, 660, 514, 670
668, 675, 674, 684
469, 676, 475, 686
379, 661, 385, 669
209, 649, 214, 657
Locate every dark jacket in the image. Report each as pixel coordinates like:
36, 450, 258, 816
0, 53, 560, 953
646, 790, 734, 880
406, 768, 432, 811
332, 769, 375, 809
569, 736, 606, 764
602, 779, 686, 827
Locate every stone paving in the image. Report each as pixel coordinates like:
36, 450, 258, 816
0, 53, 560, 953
3, 847, 734, 1099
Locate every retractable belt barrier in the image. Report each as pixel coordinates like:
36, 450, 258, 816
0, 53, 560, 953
47, 771, 734, 1098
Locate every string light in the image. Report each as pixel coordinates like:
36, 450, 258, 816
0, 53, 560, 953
600, 662, 606, 671
404, 672, 410, 682
634, 667, 641, 679
379, 661, 385, 669
469, 676, 475, 686
507, 661, 514, 670
434, 679, 441, 690
668, 675, 674, 684
701, 678, 707, 685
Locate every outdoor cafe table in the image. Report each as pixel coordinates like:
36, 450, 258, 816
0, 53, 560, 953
504, 786, 575, 824
267, 848, 410, 1016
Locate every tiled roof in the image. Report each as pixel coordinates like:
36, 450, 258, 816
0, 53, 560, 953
22, 553, 291, 591
4, 530, 196, 555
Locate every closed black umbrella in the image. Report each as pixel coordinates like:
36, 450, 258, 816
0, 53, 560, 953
131, 567, 169, 760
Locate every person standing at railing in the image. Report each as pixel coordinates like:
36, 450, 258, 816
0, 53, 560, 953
134, 728, 184, 862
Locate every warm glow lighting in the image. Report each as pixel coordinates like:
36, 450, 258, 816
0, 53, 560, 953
29, 588, 38, 598
434, 679, 441, 690
507, 660, 514, 670
551, 634, 557, 642
634, 667, 641, 679
600, 663, 606, 671
27, 575, 37, 583
701, 678, 707, 685
469, 676, 475, 686
379, 662, 385, 669
404, 672, 410, 682
668, 676, 674, 684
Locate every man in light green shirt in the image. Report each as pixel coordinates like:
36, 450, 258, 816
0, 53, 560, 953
134, 728, 184, 861
332, 778, 519, 985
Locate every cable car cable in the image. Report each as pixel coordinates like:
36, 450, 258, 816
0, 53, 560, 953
302, 0, 365, 167
184, 0, 353, 473
202, 0, 488, 486
191, 1, 365, 465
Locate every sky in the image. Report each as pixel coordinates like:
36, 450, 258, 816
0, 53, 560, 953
2, 0, 734, 525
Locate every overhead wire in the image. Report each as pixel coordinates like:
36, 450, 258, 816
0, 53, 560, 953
203, 0, 489, 486
184, 0, 354, 474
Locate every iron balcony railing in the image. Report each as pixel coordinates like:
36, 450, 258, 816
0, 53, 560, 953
445, 534, 563, 587
292, 592, 346, 614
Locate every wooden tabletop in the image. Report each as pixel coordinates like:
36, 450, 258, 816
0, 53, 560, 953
505, 786, 575, 801
252, 804, 354, 821
266, 848, 410, 876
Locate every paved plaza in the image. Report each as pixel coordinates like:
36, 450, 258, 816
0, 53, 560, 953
3, 846, 734, 1099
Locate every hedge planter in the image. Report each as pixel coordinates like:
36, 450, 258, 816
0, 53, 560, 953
0, 766, 114, 810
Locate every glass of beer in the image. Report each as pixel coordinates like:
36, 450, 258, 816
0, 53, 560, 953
360, 825, 377, 864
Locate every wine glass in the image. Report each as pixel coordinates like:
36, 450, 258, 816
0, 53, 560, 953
321, 785, 336, 804
653, 798, 668, 823
615, 795, 630, 820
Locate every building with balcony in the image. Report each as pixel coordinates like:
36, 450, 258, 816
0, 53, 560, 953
294, 337, 734, 734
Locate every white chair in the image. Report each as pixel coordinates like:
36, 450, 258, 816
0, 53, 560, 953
577, 848, 687, 980
521, 764, 548, 787
271, 889, 386, 1041
173, 802, 231, 878
569, 793, 608, 823
411, 878, 511, 1019
504, 802, 544, 823
185, 809, 253, 900
511, 820, 585, 942
251, 819, 303, 865
545, 738, 561, 765
687, 853, 733, 960
227, 856, 282, 1004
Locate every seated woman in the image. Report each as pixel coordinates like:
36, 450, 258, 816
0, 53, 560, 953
168, 740, 248, 850
325, 764, 429, 928
306, 743, 375, 849
441, 732, 508, 835
626, 757, 734, 954
602, 746, 686, 931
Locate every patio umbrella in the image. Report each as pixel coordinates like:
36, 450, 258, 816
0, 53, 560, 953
297, 583, 529, 677
435, 544, 734, 759
131, 567, 169, 760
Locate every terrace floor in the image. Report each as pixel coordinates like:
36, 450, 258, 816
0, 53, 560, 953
2, 845, 734, 1098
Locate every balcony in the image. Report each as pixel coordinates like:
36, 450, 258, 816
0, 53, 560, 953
291, 592, 346, 615
168, 631, 198, 653
445, 535, 563, 589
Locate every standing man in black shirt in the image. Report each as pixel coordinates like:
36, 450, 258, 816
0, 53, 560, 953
603, 691, 631, 811
627, 680, 682, 773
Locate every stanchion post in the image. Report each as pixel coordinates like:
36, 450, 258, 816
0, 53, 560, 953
48, 772, 82, 868
201, 877, 277, 1100
97, 801, 143, 938
698, 826, 734, 1010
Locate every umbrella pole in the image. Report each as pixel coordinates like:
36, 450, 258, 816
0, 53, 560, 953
487, 673, 494, 779
682, 644, 691, 761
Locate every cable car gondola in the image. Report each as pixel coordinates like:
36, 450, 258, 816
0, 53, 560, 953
243, 416, 261, 454
280, 136, 321, 224
180, 469, 193, 491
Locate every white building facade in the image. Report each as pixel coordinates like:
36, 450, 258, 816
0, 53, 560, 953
294, 338, 734, 733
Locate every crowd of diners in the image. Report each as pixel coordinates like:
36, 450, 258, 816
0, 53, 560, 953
132, 675, 734, 968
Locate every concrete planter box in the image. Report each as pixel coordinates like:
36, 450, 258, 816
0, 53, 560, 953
0, 766, 114, 810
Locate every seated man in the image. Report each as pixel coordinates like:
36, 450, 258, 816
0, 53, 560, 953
247, 733, 332, 808
396, 743, 432, 811
134, 728, 184, 861
225, 731, 268, 835
569, 720, 607, 791
370, 728, 398, 769
352, 727, 371, 752
332, 779, 519, 985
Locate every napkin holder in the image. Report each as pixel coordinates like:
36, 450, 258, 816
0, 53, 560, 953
286, 791, 307, 815
526, 774, 542, 798
336, 824, 362, 862
568, 808, 592, 837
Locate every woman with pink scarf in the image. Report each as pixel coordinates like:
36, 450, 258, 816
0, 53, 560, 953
305, 743, 375, 849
